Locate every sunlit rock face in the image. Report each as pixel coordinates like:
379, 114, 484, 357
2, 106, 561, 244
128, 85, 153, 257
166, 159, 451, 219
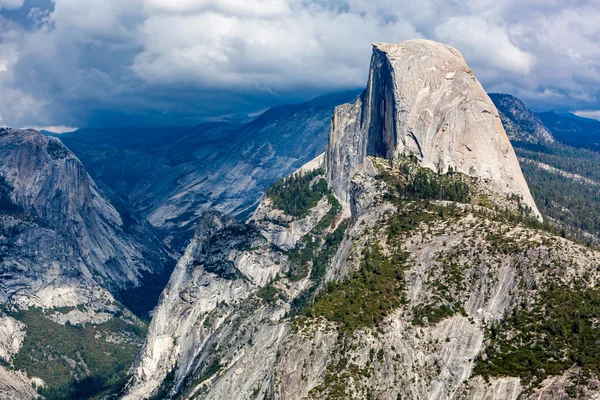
325, 39, 541, 219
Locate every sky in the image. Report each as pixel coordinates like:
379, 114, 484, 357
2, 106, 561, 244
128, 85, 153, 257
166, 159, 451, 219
0, 0, 599, 130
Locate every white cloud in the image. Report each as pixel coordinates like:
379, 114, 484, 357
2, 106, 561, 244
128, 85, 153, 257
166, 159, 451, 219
1, 0, 600, 127
435, 16, 536, 75
0, 0, 23, 11
574, 110, 600, 121
143, 0, 290, 17
30, 125, 78, 133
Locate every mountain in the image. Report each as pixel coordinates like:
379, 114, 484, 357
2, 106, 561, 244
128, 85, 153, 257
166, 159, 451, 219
538, 111, 600, 150
0, 128, 174, 399
325, 42, 539, 219
488, 93, 554, 143
123, 40, 600, 400
56, 91, 360, 252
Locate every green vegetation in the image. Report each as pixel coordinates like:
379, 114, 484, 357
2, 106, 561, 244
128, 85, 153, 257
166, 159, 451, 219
404, 167, 470, 202
300, 171, 472, 332
288, 220, 349, 311
11, 308, 146, 400
377, 158, 470, 204
475, 287, 600, 388
306, 244, 409, 332
514, 141, 600, 183
514, 141, 600, 246
520, 162, 600, 245
284, 188, 345, 283
266, 168, 329, 217
313, 193, 342, 232
412, 303, 456, 326
309, 356, 371, 399
46, 140, 70, 160
256, 283, 280, 304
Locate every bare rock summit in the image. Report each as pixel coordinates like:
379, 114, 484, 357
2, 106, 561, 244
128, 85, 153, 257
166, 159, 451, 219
325, 39, 541, 218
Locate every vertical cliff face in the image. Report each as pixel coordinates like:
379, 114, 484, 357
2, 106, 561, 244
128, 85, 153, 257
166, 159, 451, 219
325, 40, 540, 218
0, 128, 174, 398
0, 128, 172, 308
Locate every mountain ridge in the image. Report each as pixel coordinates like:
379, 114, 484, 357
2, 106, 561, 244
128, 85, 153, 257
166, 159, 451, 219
120, 40, 600, 400
488, 93, 555, 144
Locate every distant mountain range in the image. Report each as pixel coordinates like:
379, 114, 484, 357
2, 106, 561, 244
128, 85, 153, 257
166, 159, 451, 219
53, 90, 361, 252
538, 111, 600, 150
488, 93, 554, 143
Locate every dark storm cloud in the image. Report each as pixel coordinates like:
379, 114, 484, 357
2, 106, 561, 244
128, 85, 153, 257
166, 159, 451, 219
0, 0, 599, 129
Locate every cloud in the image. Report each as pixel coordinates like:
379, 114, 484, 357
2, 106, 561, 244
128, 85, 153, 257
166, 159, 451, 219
0, 0, 23, 11
30, 125, 78, 133
574, 110, 600, 121
435, 16, 536, 75
143, 0, 290, 17
0, 0, 600, 128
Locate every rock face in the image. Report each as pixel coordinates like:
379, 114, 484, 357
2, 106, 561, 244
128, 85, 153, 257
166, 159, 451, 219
0, 128, 166, 398
489, 93, 554, 143
0, 128, 172, 309
325, 40, 540, 218
126, 157, 600, 400
0, 315, 25, 363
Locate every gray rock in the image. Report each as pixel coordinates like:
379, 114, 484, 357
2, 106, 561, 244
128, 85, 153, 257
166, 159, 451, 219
489, 93, 554, 143
123, 40, 597, 400
0, 128, 173, 311
324, 40, 541, 219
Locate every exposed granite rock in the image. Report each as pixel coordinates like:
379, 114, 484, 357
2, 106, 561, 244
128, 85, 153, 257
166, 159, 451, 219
0, 365, 38, 400
324, 40, 541, 219
126, 158, 600, 399
0, 128, 173, 311
0, 315, 25, 363
0, 128, 171, 398
251, 187, 332, 250
489, 93, 554, 143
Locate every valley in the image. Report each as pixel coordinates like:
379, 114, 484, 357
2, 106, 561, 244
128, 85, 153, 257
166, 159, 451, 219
0, 39, 600, 400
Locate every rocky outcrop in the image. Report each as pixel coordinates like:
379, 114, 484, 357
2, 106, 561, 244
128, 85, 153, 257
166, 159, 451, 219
0, 128, 173, 398
0, 365, 38, 400
489, 93, 554, 143
0, 315, 25, 363
124, 210, 285, 399
126, 154, 600, 399
0, 128, 173, 310
324, 40, 541, 218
